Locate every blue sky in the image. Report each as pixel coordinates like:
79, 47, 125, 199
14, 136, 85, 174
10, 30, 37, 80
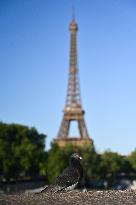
0, 0, 136, 155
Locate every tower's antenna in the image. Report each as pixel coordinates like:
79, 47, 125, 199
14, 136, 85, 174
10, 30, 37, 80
72, 5, 75, 21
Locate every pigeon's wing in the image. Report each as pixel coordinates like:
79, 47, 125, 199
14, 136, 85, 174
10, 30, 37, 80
41, 166, 82, 193
40, 183, 63, 193
40, 167, 79, 194
54, 167, 80, 190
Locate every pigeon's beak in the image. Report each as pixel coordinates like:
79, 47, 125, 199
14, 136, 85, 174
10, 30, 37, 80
79, 156, 82, 160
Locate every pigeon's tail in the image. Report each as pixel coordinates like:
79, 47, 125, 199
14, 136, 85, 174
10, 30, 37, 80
40, 184, 64, 194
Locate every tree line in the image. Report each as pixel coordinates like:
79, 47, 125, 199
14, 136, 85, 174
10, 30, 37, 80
0, 122, 136, 188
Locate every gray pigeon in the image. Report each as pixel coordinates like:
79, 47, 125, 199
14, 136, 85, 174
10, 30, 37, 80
41, 153, 83, 193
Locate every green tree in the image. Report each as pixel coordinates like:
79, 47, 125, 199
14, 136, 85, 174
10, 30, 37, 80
77, 145, 100, 185
128, 149, 136, 171
0, 122, 46, 182
46, 143, 69, 182
120, 156, 132, 174
99, 151, 122, 186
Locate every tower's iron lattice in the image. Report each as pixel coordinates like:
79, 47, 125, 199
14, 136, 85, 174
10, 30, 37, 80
54, 19, 93, 147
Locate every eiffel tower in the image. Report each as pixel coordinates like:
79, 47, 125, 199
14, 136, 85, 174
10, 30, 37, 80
54, 18, 93, 147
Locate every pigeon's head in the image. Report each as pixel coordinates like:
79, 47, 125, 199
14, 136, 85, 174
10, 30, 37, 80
70, 153, 82, 167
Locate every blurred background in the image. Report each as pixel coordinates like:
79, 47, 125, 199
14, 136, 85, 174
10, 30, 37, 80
0, 0, 136, 193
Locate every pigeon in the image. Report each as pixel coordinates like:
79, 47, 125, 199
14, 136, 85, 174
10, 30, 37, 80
41, 153, 83, 193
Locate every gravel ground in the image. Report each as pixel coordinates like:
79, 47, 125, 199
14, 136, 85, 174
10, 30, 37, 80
0, 189, 136, 205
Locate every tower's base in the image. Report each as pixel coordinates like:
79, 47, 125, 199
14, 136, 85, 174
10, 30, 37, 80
53, 137, 93, 148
